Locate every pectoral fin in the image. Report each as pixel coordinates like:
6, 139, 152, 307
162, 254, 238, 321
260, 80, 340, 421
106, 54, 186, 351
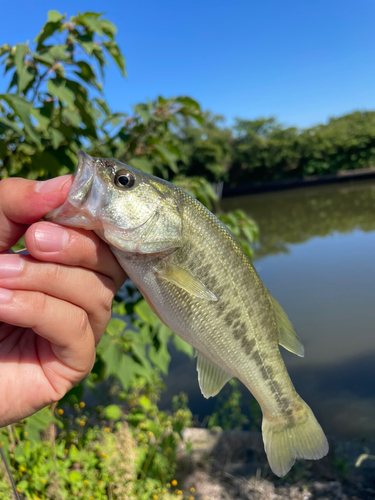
269, 293, 304, 357
196, 350, 232, 398
155, 261, 217, 301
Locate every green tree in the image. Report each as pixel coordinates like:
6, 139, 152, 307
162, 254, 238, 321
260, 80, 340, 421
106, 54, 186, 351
0, 11, 202, 181
175, 112, 233, 182
227, 112, 375, 185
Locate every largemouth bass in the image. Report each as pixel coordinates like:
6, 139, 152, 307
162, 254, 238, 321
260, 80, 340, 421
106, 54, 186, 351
47, 150, 328, 476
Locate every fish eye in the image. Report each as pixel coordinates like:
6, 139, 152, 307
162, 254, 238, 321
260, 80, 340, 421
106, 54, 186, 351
114, 171, 135, 188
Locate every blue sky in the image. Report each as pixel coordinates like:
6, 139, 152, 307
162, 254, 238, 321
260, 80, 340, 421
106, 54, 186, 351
1, 0, 375, 128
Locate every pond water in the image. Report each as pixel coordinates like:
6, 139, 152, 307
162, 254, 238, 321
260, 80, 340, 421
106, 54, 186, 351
161, 179, 375, 440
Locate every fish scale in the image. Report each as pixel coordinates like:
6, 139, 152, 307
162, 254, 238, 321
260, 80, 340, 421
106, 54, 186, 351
47, 150, 329, 477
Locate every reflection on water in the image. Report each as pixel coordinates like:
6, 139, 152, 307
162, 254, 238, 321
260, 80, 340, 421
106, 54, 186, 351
222, 180, 375, 259
163, 180, 375, 439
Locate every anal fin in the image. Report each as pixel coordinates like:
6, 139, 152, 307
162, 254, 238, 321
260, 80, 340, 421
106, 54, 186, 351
196, 350, 232, 398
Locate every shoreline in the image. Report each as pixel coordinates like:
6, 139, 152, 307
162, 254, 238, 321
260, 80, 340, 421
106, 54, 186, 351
222, 167, 375, 198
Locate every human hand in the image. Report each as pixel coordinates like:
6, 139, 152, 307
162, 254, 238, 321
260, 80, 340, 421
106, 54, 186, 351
0, 176, 127, 426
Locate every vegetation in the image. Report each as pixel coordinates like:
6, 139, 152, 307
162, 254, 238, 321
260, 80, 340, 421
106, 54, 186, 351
177, 112, 375, 187
227, 113, 375, 185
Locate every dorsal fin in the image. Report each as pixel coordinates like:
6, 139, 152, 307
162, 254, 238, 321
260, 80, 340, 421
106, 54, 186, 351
269, 293, 304, 357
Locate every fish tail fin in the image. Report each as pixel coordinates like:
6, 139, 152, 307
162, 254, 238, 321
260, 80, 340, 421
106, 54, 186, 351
262, 399, 328, 477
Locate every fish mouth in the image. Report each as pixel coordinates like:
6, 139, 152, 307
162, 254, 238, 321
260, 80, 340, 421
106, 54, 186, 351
45, 150, 98, 228
67, 150, 95, 207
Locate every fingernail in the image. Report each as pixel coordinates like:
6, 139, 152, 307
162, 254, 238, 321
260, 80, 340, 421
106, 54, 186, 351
0, 287, 12, 304
35, 175, 71, 193
0, 256, 24, 278
35, 223, 69, 252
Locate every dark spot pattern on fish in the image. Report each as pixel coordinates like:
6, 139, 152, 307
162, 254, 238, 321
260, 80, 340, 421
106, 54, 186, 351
241, 336, 255, 355
271, 380, 282, 395
266, 380, 296, 426
252, 350, 270, 379
214, 300, 227, 315
264, 365, 274, 379
205, 275, 218, 289
193, 263, 212, 276
252, 350, 263, 367
279, 397, 296, 426
224, 310, 240, 326
233, 322, 247, 341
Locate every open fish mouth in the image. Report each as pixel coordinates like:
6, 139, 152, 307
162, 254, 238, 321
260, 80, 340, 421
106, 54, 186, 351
66, 150, 95, 207
45, 150, 99, 228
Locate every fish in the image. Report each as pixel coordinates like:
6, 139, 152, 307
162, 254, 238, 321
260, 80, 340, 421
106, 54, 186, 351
46, 150, 328, 476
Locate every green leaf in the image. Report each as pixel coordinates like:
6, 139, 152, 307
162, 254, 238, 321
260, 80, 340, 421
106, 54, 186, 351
32, 52, 55, 66
48, 44, 70, 62
94, 97, 111, 115
47, 78, 75, 108
100, 19, 118, 38
0, 94, 41, 147
0, 44, 11, 57
153, 144, 179, 173
134, 300, 155, 324
116, 356, 148, 389
149, 344, 171, 374
129, 339, 147, 364
69, 470, 82, 483
47, 10, 64, 23
13, 44, 35, 94
74, 61, 98, 87
173, 334, 194, 358
15, 480, 29, 492
158, 324, 172, 344
62, 108, 81, 128
81, 41, 96, 56
14, 43, 26, 79
50, 128, 65, 149
134, 103, 151, 124
100, 340, 123, 375
175, 96, 201, 110
138, 396, 152, 410
104, 404, 122, 421
106, 318, 126, 337
24, 407, 58, 442
128, 157, 153, 174
31, 107, 51, 131
103, 41, 126, 76
0, 116, 23, 134
82, 16, 104, 36
34, 11, 64, 47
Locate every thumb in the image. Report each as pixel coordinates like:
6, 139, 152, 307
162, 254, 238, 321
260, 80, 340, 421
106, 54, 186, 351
0, 175, 73, 251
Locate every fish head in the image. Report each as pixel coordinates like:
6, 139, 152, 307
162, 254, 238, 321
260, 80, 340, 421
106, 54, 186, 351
46, 150, 182, 254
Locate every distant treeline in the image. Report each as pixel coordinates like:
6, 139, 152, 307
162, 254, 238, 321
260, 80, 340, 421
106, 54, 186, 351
177, 111, 375, 185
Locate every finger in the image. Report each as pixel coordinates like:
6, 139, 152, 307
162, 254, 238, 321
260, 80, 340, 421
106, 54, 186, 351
0, 176, 73, 251
0, 254, 114, 342
25, 222, 127, 291
0, 287, 95, 379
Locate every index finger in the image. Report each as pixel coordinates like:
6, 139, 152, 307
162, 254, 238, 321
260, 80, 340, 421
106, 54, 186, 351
25, 222, 127, 292
0, 176, 73, 252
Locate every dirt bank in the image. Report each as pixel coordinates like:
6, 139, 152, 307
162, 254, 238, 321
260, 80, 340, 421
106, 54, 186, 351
176, 429, 375, 500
